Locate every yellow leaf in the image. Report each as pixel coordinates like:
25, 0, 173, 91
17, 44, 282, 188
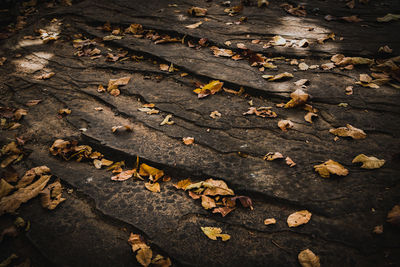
144, 182, 160, 193
136, 247, 152, 267
173, 178, 192, 190
298, 249, 320, 267
160, 114, 174, 125
284, 89, 309, 108
201, 227, 230, 241
352, 154, 385, 169
314, 159, 349, 178
329, 124, 366, 139
194, 80, 224, 97
355, 81, 380, 88
264, 218, 276, 225
336, 57, 373, 66
262, 72, 293, 81
128, 233, 149, 252
278, 120, 294, 132
201, 195, 216, 209
287, 210, 312, 227
139, 164, 164, 181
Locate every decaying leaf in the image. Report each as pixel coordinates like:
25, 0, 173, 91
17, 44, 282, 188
231, 195, 253, 210
373, 225, 383, 234
278, 120, 294, 132
58, 108, 71, 115
202, 179, 234, 196
35, 72, 55, 80
144, 182, 160, 193
0, 179, 14, 198
285, 157, 296, 167
243, 107, 277, 118
160, 114, 174, 125
183, 137, 195, 145
201, 227, 230, 241
298, 249, 320, 267
151, 255, 172, 267
13, 109, 27, 120
210, 46, 233, 57
335, 57, 373, 66
304, 112, 317, 123
262, 72, 294, 81
128, 233, 149, 252
173, 178, 192, 190
314, 160, 349, 178
193, 80, 224, 98
329, 124, 367, 139
263, 152, 284, 161
264, 218, 276, 225
285, 89, 309, 108
387, 205, 400, 226
377, 13, 400, 22
40, 180, 66, 210
287, 210, 312, 227
185, 21, 202, 29
201, 195, 216, 209
352, 154, 385, 169
111, 169, 136, 181
26, 99, 41, 106
16, 166, 50, 189
212, 206, 235, 217
345, 86, 353, 95
0, 174, 50, 215
321, 62, 335, 70
298, 62, 309, 71
210, 110, 221, 119
188, 6, 207, 17
139, 164, 164, 181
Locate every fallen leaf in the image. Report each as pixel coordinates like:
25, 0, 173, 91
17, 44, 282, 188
321, 62, 335, 70
237, 43, 247, 49
298, 249, 320, 267
341, 15, 362, 23
0, 254, 18, 267
314, 160, 349, 178
262, 72, 294, 81
387, 205, 400, 226
124, 24, 143, 35
139, 164, 164, 181
145, 182, 160, 193
223, 86, 244, 95
188, 6, 207, 17
329, 124, 366, 139
160, 114, 174, 125
193, 80, 224, 98
210, 46, 234, 57
128, 233, 149, 252
188, 191, 201, 199
16, 166, 50, 189
151, 255, 172, 267
243, 107, 277, 118
0, 57, 6, 66
231, 195, 253, 210
201, 227, 230, 241
210, 110, 221, 119
138, 107, 159, 115
111, 169, 136, 181
281, 3, 306, 17
182, 137, 195, 145
331, 54, 345, 64
290, 59, 299, 65
26, 99, 41, 106
285, 157, 296, 167
0, 174, 50, 215
285, 89, 309, 108
112, 125, 133, 133
202, 179, 234, 196
258, 0, 269, 7
137, 247, 152, 267
174, 179, 192, 190
185, 21, 202, 29
103, 35, 123, 41
39, 180, 66, 210
304, 112, 317, 123
378, 45, 393, 54
270, 35, 286, 46
212, 206, 235, 217
298, 62, 309, 71
336, 57, 373, 66
159, 64, 169, 71
58, 108, 71, 115
107, 77, 130, 96
352, 154, 385, 169
377, 13, 400, 22
263, 152, 284, 161
294, 79, 309, 87
355, 81, 379, 88
97, 84, 106, 92
13, 109, 27, 121
287, 210, 312, 227
345, 86, 353, 95
298, 39, 309, 47
360, 74, 372, 83
264, 218, 276, 225
201, 195, 216, 209
346, 0, 355, 9
317, 33, 335, 44
35, 72, 55, 80
0, 179, 14, 198
278, 120, 294, 132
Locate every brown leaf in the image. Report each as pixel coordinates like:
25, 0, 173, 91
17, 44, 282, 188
352, 154, 385, 169
35, 72, 55, 80
231, 195, 253, 210
173, 178, 192, 190
341, 15, 362, 23
345, 86, 353, 95
111, 169, 136, 181
210, 46, 233, 57
210, 110, 221, 119
284, 89, 309, 108
387, 205, 400, 226
264, 218, 276, 225
188, 6, 207, 17
373, 225, 383, 234
298, 249, 320, 267
287, 210, 312, 227
317, 33, 335, 44
128, 233, 149, 252
212, 206, 235, 217
201, 195, 216, 209
183, 137, 194, 145
263, 152, 284, 161
125, 24, 143, 34
139, 164, 164, 181
314, 160, 349, 178
13, 109, 28, 121
188, 191, 201, 199
151, 255, 172, 267
304, 112, 318, 123
298, 62, 309, 71
58, 108, 71, 115
137, 247, 152, 267
39, 180, 66, 210
285, 157, 296, 167
329, 124, 366, 139
281, 3, 306, 17
26, 99, 41, 106
160, 114, 174, 125
107, 77, 130, 93
185, 21, 202, 29
0, 174, 50, 215
360, 74, 373, 83
16, 166, 50, 189
243, 107, 277, 118
0, 179, 14, 198
144, 182, 160, 193
202, 179, 234, 196
278, 120, 294, 132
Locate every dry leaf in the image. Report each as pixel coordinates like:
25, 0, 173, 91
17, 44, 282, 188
230, 195, 253, 210
159, 64, 169, 71
329, 124, 366, 139
345, 86, 353, 95
128, 233, 149, 252
173, 178, 192, 190
151, 255, 172, 267
193, 80, 224, 98
387, 205, 400, 226
331, 54, 345, 64
336, 57, 373, 66
14, 109, 27, 120
341, 15, 362, 23
317, 33, 335, 44
278, 120, 294, 132
281, 3, 306, 17
321, 62, 335, 70
378, 45, 393, 54
40, 180, 66, 210
262, 72, 294, 81
186, 21, 202, 29
355, 81, 379, 88
16, 166, 50, 189
314, 160, 349, 178
201, 227, 230, 241
243, 107, 277, 118
285, 157, 296, 167
287, 210, 312, 227
304, 112, 317, 123
144, 182, 160, 193
160, 114, 174, 125
271, 35, 286, 46
202, 179, 234, 196
377, 13, 400, 22
285, 89, 309, 108
183, 137, 195, 145
201, 195, 216, 209
352, 154, 385, 169
0, 174, 50, 215
210, 110, 221, 119
263, 152, 284, 161
58, 108, 71, 115
298, 249, 320, 267
26, 99, 41, 106
212, 206, 235, 217
360, 74, 372, 83
107, 76, 130, 94
139, 164, 164, 181
188, 191, 201, 199
298, 62, 309, 71
188, 6, 207, 17
111, 169, 136, 181
294, 79, 309, 87
35, 72, 55, 80
264, 218, 276, 225
0, 179, 14, 198
210, 46, 234, 57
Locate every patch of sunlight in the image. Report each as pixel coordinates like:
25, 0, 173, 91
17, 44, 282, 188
12, 52, 54, 73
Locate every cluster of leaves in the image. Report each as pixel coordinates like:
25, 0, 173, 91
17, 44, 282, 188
128, 233, 171, 267
0, 107, 27, 131
174, 178, 252, 217
0, 141, 26, 169
97, 76, 131, 96
0, 166, 65, 215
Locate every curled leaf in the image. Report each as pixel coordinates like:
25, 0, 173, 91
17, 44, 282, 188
39, 180, 66, 210
262, 72, 293, 81
212, 206, 235, 217
173, 178, 192, 190
263, 152, 284, 161
139, 164, 164, 181
160, 114, 174, 125
304, 112, 317, 123
285, 157, 296, 167
284, 89, 309, 108
210, 46, 233, 57
314, 160, 348, 178
329, 124, 366, 139
352, 154, 385, 169
144, 182, 160, 193
278, 120, 294, 132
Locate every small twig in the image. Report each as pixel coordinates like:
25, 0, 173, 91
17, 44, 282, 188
271, 239, 290, 253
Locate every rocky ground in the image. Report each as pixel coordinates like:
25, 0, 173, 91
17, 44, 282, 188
1, 0, 400, 266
